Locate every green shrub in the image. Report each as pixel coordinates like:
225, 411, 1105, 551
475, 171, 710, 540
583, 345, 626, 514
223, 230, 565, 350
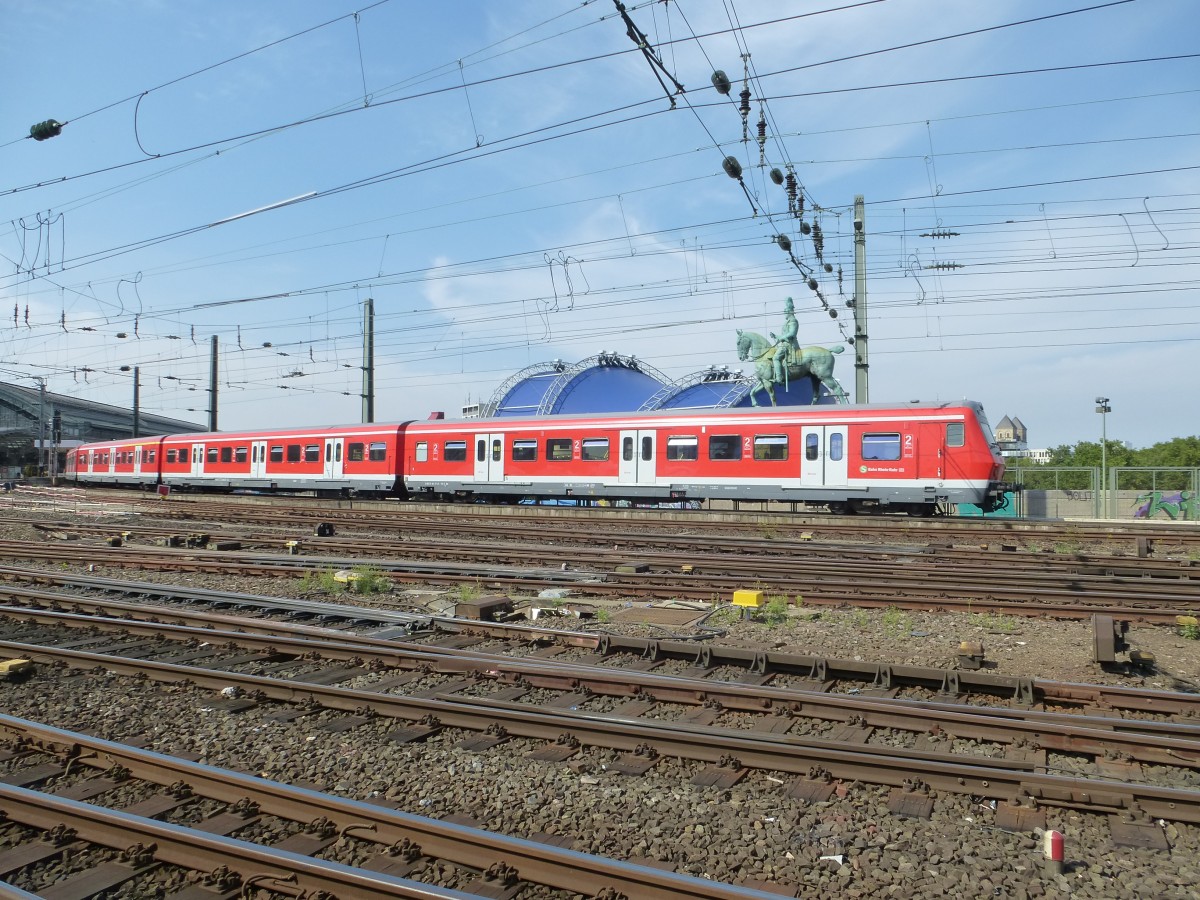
759, 595, 790, 625
881, 606, 912, 637
348, 565, 390, 594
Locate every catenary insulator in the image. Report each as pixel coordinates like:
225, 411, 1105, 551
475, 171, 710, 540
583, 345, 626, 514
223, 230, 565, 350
722, 156, 743, 179
30, 119, 63, 141
776, 234, 792, 253
824, 263, 833, 273
807, 278, 818, 291
769, 168, 784, 185
800, 221, 811, 235
711, 70, 732, 94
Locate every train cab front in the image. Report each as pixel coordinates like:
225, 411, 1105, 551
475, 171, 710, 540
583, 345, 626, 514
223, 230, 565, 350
976, 460, 1014, 513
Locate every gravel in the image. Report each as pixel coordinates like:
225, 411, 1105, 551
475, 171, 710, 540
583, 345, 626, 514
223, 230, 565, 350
3, 506, 1200, 897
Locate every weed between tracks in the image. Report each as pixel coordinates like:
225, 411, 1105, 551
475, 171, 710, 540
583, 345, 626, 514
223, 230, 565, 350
298, 565, 390, 595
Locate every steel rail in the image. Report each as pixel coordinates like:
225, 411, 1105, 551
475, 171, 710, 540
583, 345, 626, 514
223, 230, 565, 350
5, 606, 1200, 774
0, 539, 1197, 622
29, 516, 1200, 575
0, 716, 795, 900
79, 492, 1200, 546
6, 640, 1200, 823
5, 604, 1200, 765
2, 573, 1197, 717
0, 783, 477, 900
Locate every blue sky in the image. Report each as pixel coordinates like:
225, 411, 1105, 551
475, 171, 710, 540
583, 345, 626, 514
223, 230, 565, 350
2, 0, 1197, 449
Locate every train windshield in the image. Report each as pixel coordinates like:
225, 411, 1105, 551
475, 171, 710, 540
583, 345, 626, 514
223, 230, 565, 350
972, 406, 998, 446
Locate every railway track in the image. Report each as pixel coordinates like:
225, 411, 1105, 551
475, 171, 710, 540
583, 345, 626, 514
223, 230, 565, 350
0, 716, 774, 899
4, 596, 1200, 821
3, 487, 1198, 895
0, 571, 1193, 715
10, 520, 1200, 622
14, 488, 1200, 551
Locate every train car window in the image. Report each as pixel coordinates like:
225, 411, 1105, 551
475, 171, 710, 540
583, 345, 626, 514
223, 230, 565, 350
666, 435, 698, 461
862, 433, 901, 461
622, 437, 633, 462
476, 439, 486, 462
325, 444, 332, 462
301, 445, 317, 463
336, 444, 342, 462
946, 422, 965, 447
147, 450, 156, 464
708, 435, 742, 461
581, 438, 609, 461
546, 438, 573, 461
348, 443, 365, 462
445, 441, 467, 462
512, 440, 537, 461
805, 434, 819, 461
235, 447, 248, 464
491, 439, 501, 462
641, 436, 653, 461
369, 442, 387, 461
287, 445, 302, 463
207, 448, 219, 464
753, 434, 788, 460
829, 433, 844, 461
220, 447, 232, 463
166, 449, 177, 464
415, 442, 428, 463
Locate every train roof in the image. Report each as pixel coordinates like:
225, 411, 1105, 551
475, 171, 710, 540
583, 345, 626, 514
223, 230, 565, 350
421, 399, 988, 426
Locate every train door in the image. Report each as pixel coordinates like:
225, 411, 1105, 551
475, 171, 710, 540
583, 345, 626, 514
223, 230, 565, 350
133, 446, 144, 477
324, 438, 344, 479
800, 425, 848, 486
916, 424, 942, 480
190, 443, 205, 476
473, 433, 504, 482
250, 441, 267, 479
618, 430, 656, 485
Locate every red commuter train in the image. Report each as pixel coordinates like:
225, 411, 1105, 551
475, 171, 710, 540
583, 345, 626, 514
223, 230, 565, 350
65, 401, 1007, 514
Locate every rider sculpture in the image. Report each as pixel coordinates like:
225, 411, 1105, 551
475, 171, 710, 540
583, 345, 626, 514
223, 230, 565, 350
769, 297, 799, 387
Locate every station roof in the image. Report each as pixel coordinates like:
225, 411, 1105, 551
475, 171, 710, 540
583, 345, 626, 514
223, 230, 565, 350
483, 356, 839, 418
486, 353, 669, 416
0, 381, 205, 445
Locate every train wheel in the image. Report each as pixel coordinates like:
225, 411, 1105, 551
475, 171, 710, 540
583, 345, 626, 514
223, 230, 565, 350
827, 502, 852, 515
906, 503, 936, 517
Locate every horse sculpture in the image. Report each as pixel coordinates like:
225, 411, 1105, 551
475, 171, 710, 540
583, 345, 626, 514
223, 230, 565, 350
735, 329, 849, 407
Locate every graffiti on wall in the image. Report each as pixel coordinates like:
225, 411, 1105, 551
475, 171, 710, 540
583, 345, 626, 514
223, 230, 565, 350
1133, 490, 1196, 520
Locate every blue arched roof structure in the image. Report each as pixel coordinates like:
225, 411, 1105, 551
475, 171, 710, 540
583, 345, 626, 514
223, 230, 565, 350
641, 366, 839, 410
485, 353, 669, 417
483, 354, 842, 418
